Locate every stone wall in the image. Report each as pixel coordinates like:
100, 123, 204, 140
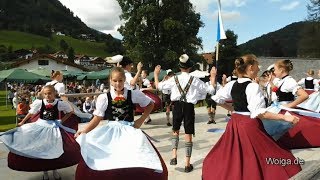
258, 57, 320, 80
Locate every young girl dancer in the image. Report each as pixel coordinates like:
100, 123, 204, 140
202, 54, 301, 180
266, 60, 320, 149
0, 85, 81, 180
74, 67, 168, 180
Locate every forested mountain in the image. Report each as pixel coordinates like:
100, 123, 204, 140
0, 0, 111, 41
239, 21, 320, 57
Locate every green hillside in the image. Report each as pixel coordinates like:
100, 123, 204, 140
0, 30, 110, 57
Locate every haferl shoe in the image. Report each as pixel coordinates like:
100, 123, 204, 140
184, 164, 194, 173
170, 158, 177, 165
144, 119, 152, 124
207, 120, 216, 124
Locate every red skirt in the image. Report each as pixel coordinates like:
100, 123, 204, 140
136, 90, 162, 113
277, 110, 320, 149
75, 139, 168, 180
305, 90, 314, 95
8, 129, 81, 172
202, 114, 301, 180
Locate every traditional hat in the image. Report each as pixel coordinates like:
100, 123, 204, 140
178, 54, 193, 69
119, 56, 133, 67
267, 64, 275, 71
104, 55, 123, 63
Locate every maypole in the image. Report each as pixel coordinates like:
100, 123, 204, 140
215, 0, 227, 68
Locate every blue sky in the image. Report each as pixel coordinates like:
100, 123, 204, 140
58, 0, 309, 53
197, 0, 308, 52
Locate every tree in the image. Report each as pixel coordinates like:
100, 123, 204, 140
307, 0, 320, 22
59, 39, 69, 52
298, 0, 320, 57
216, 29, 240, 80
117, 0, 203, 70
67, 47, 75, 63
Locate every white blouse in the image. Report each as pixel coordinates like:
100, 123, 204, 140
297, 77, 319, 91
93, 86, 152, 117
274, 76, 301, 95
157, 72, 216, 104
29, 99, 72, 115
212, 78, 267, 119
124, 70, 133, 90
45, 80, 66, 95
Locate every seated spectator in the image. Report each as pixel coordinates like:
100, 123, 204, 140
83, 97, 94, 114
17, 98, 29, 121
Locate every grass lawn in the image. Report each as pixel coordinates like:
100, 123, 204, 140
0, 90, 16, 132
0, 30, 111, 57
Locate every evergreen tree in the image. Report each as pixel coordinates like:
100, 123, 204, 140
67, 47, 75, 63
117, 0, 203, 70
59, 39, 69, 52
298, 0, 320, 57
216, 30, 240, 79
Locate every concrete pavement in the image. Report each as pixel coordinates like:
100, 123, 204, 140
0, 106, 320, 180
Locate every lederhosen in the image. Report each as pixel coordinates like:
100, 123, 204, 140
162, 90, 172, 106
40, 100, 59, 120
205, 82, 217, 109
231, 81, 251, 112
172, 76, 195, 134
104, 91, 134, 122
305, 79, 314, 89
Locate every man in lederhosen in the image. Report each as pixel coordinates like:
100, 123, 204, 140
154, 54, 217, 173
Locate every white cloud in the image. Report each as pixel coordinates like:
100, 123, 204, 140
58, 0, 122, 36
58, 0, 245, 37
280, 1, 300, 11
209, 10, 241, 21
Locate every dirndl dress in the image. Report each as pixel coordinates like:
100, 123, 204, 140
202, 113, 301, 180
0, 100, 81, 171
262, 102, 320, 149
75, 121, 168, 180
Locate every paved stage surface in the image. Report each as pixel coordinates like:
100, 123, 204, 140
1, 106, 319, 180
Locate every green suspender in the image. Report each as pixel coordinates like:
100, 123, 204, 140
174, 75, 194, 102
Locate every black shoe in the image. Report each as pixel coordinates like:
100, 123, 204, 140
185, 164, 194, 173
54, 177, 61, 180
227, 113, 231, 117
207, 120, 216, 124
167, 122, 172, 126
144, 119, 152, 124
170, 158, 177, 165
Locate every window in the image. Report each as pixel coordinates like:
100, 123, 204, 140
38, 60, 49, 65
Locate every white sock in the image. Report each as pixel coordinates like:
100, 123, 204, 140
52, 170, 61, 179
43, 171, 49, 179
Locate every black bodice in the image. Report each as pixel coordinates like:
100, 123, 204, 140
231, 81, 251, 112
305, 79, 314, 89
40, 100, 59, 120
276, 84, 294, 102
104, 90, 134, 122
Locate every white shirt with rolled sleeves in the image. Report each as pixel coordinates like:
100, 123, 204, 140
29, 99, 72, 115
212, 78, 267, 119
157, 72, 216, 105
124, 70, 133, 90
93, 86, 152, 118
46, 80, 66, 95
